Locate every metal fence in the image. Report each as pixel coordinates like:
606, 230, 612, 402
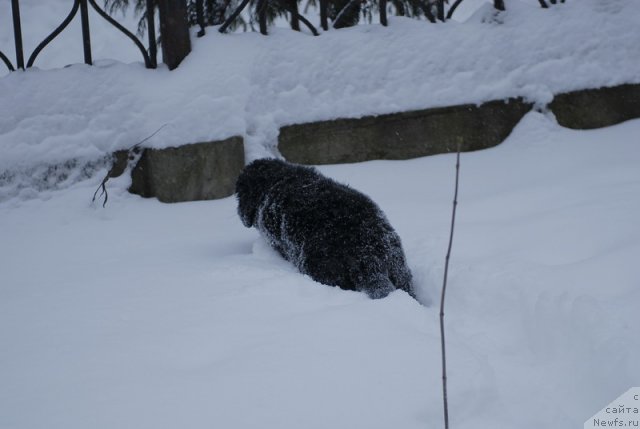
1, 0, 565, 73
1, 0, 157, 73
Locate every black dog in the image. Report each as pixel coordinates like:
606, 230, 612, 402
235, 159, 414, 299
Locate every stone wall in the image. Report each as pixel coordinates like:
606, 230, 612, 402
279, 98, 533, 165
129, 136, 244, 203
119, 83, 639, 202
549, 83, 640, 129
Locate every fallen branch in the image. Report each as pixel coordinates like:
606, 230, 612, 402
92, 124, 168, 208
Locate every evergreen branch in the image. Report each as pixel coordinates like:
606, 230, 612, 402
333, 0, 361, 28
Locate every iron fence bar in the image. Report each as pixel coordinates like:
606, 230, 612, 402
420, 1, 436, 23
0, 51, 15, 72
146, 0, 158, 67
87, 0, 154, 68
195, 0, 206, 37
446, 0, 465, 20
12, 0, 25, 69
218, 0, 252, 34
379, 0, 388, 26
27, 0, 81, 68
79, 0, 93, 65
257, 0, 268, 35
23, 0, 155, 70
319, 0, 328, 30
287, 0, 300, 31
291, 10, 317, 35
277, 2, 319, 35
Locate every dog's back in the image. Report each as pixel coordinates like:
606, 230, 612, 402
236, 159, 414, 299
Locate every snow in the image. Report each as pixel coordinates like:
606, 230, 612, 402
236, 159, 415, 299
1, 112, 640, 428
2, 0, 640, 179
1, 0, 640, 427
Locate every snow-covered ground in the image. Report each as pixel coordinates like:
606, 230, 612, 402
1, 0, 639, 427
1, 112, 639, 428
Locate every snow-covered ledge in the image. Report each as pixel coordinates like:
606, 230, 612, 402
278, 98, 533, 165
115, 83, 640, 203
549, 84, 640, 130
278, 83, 640, 166
128, 136, 244, 203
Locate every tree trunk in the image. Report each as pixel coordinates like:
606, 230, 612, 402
157, 0, 191, 70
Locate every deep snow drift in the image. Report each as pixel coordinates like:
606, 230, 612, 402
1, 112, 639, 428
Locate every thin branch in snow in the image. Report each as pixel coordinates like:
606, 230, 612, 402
91, 123, 168, 208
439, 143, 460, 429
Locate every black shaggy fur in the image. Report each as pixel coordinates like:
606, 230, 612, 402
235, 159, 414, 299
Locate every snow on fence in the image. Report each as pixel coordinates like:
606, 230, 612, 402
1, 0, 169, 72
1, 0, 569, 73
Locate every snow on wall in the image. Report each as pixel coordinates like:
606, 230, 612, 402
1, 0, 639, 172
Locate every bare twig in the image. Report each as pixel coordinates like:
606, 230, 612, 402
440, 144, 461, 429
91, 163, 115, 208
125, 123, 169, 152
91, 124, 168, 207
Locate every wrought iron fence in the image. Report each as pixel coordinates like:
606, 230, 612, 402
1, 0, 566, 73
1, 0, 157, 73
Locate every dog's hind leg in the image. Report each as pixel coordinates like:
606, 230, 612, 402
362, 273, 397, 299
352, 259, 396, 299
387, 237, 415, 298
389, 261, 415, 299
